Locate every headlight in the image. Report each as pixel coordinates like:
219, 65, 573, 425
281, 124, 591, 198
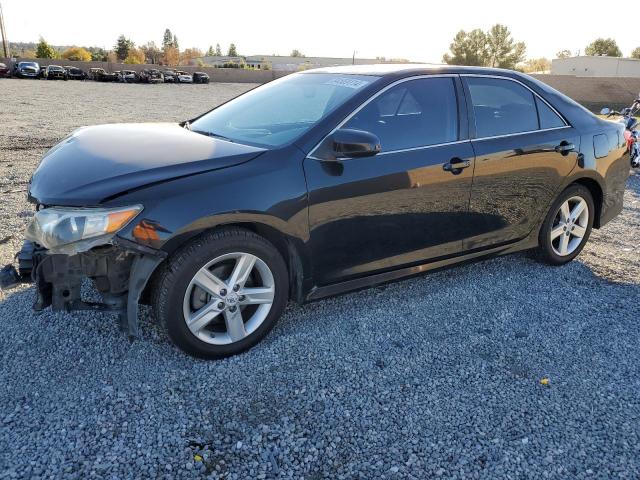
25, 205, 142, 253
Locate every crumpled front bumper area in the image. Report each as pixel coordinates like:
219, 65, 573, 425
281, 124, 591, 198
0, 238, 166, 337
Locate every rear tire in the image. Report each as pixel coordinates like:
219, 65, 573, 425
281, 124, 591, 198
154, 228, 289, 358
535, 184, 594, 265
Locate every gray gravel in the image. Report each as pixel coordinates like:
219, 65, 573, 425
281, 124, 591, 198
1, 78, 640, 479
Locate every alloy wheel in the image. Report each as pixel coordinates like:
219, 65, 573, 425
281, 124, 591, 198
182, 252, 275, 345
550, 195, 589, 256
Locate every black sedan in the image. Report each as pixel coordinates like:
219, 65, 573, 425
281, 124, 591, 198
192, 71, 210, 84
44, 65, 68, 80
2, 65, 628, 358
64, 66, 87, 80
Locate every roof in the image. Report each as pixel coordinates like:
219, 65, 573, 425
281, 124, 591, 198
301, 63, 525, 77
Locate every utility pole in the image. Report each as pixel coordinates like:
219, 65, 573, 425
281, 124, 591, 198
352, 50, 356, 65
0, 2, 9, 58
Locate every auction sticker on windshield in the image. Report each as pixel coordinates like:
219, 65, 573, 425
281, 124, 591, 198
324, 77, 370, 89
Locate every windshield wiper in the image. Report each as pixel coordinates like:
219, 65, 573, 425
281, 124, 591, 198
192, 130, 234, 143
183, 121, 191, 130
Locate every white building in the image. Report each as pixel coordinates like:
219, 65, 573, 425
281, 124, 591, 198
552, 56, 640, 77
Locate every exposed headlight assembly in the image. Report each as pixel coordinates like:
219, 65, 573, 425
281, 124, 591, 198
25, 205, 143, 254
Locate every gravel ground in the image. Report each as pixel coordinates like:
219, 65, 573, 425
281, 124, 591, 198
1, 78, 640, 479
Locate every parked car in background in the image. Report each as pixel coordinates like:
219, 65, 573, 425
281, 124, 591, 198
64, 66, 87, 80
14, 61, 40, 78
117, 70, 139, 83
89, 68, 117, 82
44, 65, 68, 80
3, 65, 629, 359
0, 62, 9, 78
139, 69, 164, 84
192, 72, 210, 84
162, 70, 177, 83
176, 71, 193, 83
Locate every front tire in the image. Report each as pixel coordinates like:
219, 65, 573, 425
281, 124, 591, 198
154, 228, 289, 358
535, 184, 594, 265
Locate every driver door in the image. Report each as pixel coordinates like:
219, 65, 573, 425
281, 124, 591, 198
304, 76, 477, 286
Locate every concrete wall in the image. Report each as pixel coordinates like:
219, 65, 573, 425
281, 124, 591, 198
551, 56, 640, 78
2, 57, 290, 83
3, 57, 640, 112
532, 74, 640, 111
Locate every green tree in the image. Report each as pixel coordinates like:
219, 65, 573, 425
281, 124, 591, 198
485, 24, 526, 68
556, 49, 572, 59
227, 43, 238, 56
84, 47, 108, 61
173, 34, 179, 50
163, 29, 174, 49
206, 45, 215, 56
442, 29, 488, 66
215, 43, 222, 56
35, 37, 57, 59
585, 38, 622, 57
442, 24, 525, 69
114, 35, 134, 62
631, 47, 640, 59
290, 49, 305, 57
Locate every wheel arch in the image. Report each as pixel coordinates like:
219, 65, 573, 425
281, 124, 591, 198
570, 177, 604, 228
142, 221, 309, 306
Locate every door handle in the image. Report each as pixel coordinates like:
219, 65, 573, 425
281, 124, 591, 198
443, 158, 471, 174
554, 142, 575, 154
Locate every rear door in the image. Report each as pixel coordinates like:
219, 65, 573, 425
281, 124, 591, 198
461, 75, 580, 251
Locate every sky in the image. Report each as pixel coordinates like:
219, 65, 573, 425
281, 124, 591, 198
1, 0, 636, 63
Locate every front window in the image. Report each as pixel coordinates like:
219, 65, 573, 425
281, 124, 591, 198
190, 73, 377, 147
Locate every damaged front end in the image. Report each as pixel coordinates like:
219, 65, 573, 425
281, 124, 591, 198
0, 205, 166, 337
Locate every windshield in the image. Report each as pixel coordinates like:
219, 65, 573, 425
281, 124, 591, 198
190, 73, 377, 148
19, 62, 37, 68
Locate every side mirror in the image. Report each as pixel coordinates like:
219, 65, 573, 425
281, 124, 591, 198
331, 129, 381, 159
600, 107, 611, 115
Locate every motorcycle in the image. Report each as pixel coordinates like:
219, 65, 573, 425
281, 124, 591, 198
601, 99, 640, 168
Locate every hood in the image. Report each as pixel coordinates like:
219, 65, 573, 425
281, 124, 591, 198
29, 123, 265, 206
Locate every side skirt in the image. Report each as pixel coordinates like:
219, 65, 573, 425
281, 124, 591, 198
305, 237, 538, 302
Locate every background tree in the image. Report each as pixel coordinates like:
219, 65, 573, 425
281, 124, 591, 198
442, 29, 488, 66
227, 43, 238, 56
124, 47, 145, 64
35, 37, 57, 59
585, 38, 622, 57
106, 51, 118, 63
521, 57, 551, 73
215, 43, 222, 56
485, 24, 526, 68
114, 35, 134, 62
555, 49, 572, 59
163, 29, 174, 49
631, 47, 640, 59
173, 34, 179, 50
87, 47, 108, 61
290, 49, 305, 57
206, 45, 215, 56
141, 41, 161, 64
442, 25, 525, 69
180, 47, 204, 65
162, 46, 179, 65
61, 46, 92, 61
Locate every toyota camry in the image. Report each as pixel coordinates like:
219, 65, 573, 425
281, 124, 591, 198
0, 65, 629, 358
